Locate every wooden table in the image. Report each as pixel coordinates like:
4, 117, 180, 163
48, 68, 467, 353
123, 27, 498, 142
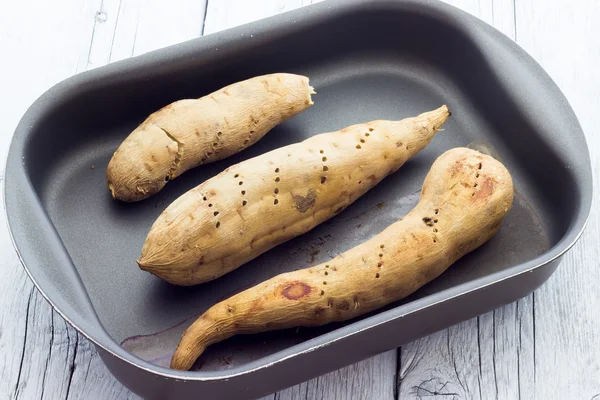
1, 1, 598, 398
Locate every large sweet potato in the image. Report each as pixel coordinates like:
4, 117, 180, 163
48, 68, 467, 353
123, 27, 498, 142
170, 147, 513, 370
138, 106, 450, 285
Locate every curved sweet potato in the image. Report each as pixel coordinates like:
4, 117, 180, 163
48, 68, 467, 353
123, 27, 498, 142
170, 147, 513, 370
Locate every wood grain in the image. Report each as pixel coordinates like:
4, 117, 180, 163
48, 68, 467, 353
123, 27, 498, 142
0, 0, 598, 399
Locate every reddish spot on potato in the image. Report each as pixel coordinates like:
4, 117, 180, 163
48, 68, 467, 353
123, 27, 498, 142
368, 175, 377, 182
450, 160, 463, 176
281, 282, 312, 300
473, 178, 495, 200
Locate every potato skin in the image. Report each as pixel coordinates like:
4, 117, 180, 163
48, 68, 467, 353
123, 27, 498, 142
106, 73, 314, 202
170, 147, 514, 370
138, 106, 450, 285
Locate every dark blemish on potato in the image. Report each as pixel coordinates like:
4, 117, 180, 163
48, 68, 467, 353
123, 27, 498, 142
422, 217, 434, 227
281, 281, 312, 300
396, 141, 403, 148
336, 300, 351, 311
334, 206, 343, 214
197, 256, 205, 266
368, 175, 377, 182
292, 189, 317, 213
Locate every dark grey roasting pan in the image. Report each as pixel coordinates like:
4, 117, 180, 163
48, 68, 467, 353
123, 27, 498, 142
4, 0, 592, 398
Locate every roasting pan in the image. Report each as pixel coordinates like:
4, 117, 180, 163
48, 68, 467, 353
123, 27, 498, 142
4, 0, 592, 398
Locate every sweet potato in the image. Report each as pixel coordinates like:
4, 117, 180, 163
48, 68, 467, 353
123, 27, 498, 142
169, 147, 514, 370
106, 73, 314, 202
138, 106, 450, 286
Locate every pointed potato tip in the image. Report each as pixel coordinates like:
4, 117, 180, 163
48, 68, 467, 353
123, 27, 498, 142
430, 105, 451, 128
108, 183, 116, 200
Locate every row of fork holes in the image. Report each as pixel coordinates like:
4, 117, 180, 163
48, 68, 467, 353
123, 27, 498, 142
202, 195, 221, 228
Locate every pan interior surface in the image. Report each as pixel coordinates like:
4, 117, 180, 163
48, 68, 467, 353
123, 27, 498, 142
10, 2, 585, 374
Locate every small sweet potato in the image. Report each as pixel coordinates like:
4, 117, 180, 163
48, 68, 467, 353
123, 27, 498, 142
138, 106, 450, 286
170, 147, 514, 370
106, 73, 314, 202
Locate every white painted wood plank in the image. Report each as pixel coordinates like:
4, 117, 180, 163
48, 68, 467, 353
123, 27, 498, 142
515, 0, 600, 398
130, 0, 207, 57
276, 351, 396, 400
203, 0, 317, 35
